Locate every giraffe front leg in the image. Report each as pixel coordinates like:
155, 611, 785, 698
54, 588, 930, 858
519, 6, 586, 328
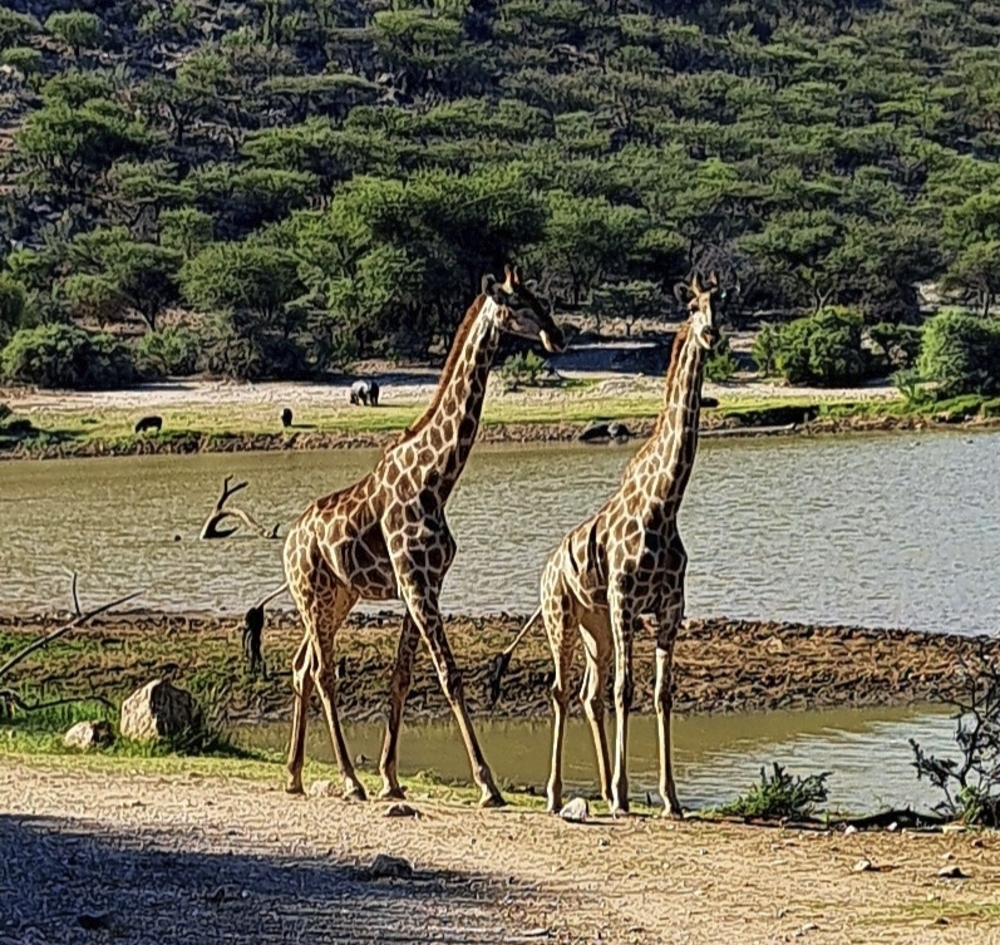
286, 634, 312, 795
655, 601, 684, 819
378, 614, 419, 800
396, 570, 504, 808
608, 585, 635, 816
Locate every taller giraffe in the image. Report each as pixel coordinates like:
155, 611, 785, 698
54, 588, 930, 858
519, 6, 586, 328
282, 267, 564, 807
491, 272, 721, 817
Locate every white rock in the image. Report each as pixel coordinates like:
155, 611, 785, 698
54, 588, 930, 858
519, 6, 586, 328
559, 797, 589, 823
119, 679, 200, 742
63, 720, 113, 750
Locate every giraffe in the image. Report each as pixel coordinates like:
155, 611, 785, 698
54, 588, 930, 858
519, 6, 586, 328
280, 267, 565, 808
489, 272, 721, 817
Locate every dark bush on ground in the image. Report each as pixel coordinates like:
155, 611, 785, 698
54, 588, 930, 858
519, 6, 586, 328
772, 307, 875, 386
197, 312, 314, 382
1, 323, 136, 389
916, 310, 1000, 397
134, 325, 201, 377
715, 763, 831, 820
868, 322, 923, 371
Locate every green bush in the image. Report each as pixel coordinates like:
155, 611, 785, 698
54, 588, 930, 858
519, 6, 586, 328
1, 324, 136, 389
197, 312, 313, 382
499, 349, 547, 388
715, 763, 831, 820
134, 325, 201, 377
0, 46, 41, 74
772, 307, 873, 387
916, 310, 1000, 397
0, 275, 28, 344
750, 322, 780, 376
704, 334, 738, 383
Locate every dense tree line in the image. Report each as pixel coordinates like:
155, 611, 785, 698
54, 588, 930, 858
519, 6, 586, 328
1, 0, 1000, 385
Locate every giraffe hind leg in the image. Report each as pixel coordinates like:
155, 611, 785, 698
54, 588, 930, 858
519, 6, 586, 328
579, 611, 613, 807
378, 613, 419, 799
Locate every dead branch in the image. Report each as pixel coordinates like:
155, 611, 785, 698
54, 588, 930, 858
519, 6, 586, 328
0, 690, 116, 714
200, 475, 280, 540
0, 586, 141, 683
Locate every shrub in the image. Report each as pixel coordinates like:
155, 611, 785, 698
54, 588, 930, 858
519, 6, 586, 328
0, 46, 41, 74
909, 643, 1000, 827
1, 324, 136, 389
715, 763, 831, 820
197, 312, 313, 382
750, 322, 780, 376
916, 310, 1000, 397
773, 307, 873, 386
499, 349, 547, 388
704, 334, 738, 383
134, 325, 201, 377
0, 275, 28, 344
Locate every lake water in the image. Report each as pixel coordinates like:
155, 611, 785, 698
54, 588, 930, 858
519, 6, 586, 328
2, 431, 999, 636
235, 703, 959, 816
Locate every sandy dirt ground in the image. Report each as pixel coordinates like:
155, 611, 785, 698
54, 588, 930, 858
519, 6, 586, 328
0, 373, 899, 414
1, 760, 998, 945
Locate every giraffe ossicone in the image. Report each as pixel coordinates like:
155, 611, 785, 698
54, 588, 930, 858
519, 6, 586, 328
276, 268, 564, 808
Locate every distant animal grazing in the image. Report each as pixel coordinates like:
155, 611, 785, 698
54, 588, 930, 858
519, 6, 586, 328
253, 266, 565, 807
349, 379, 380, 406
281, 407, 293, 428
489, 272, 722, 818
578, 421, 634, 443
134, 416, 162, 434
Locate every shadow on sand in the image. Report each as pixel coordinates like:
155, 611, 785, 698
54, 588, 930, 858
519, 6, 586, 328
0, 814, 537, 944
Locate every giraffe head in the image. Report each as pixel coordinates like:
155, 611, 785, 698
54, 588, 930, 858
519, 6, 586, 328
676, 272, 723, 351
481, 266, 565, 354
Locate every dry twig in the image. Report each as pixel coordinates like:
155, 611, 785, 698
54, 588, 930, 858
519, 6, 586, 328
200, 476, 280, 540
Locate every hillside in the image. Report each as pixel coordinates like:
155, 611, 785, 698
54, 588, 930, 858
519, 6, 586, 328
1, 0, 999, 378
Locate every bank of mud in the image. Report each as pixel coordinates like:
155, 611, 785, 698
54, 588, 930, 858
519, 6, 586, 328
2, 610, 996, 724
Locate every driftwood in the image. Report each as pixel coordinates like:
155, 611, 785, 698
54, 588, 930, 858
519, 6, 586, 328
0, 572, 140, 718
200, 476, 280, 540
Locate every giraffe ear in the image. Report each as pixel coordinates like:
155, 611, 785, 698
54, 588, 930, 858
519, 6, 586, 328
502, 264, 517, 293
481, 273, 497, 295
707, 271, 719, 288
674, 281, 692, 304
691, 272, 704, 294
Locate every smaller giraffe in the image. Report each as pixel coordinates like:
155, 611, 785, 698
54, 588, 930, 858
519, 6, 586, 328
490, 273, 722, 817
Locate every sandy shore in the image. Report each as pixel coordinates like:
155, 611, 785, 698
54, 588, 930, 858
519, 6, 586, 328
2, 759, 998, 944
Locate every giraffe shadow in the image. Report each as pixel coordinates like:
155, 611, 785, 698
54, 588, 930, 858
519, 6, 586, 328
0, 813, 538, 945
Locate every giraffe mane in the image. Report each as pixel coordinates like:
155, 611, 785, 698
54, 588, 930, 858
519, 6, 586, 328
402, 294, 486, 439
618, 322, 692, 481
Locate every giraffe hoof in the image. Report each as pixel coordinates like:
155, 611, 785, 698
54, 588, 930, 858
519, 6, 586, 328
661, 807, 685, 821
285, 781, 305, 796
378, 785, 407, 801
479, 791, 507, 809
344, 783, 368, 803
611, 805, 630, 819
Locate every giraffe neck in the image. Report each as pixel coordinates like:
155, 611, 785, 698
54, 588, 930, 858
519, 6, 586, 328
400, 295, 500, 503
624, 326, 706, 516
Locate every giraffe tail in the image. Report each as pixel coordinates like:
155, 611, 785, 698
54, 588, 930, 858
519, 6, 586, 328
487, 605, 543, 708
242, 582, 289, 676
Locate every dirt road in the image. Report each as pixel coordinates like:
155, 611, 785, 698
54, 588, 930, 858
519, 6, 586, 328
1, 760, 998, 945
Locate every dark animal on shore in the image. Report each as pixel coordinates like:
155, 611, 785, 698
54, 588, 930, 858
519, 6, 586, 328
349, 379, 380, 406
578, 421, 634, 443
281, 407, 293, 428
134, 416, 163, 434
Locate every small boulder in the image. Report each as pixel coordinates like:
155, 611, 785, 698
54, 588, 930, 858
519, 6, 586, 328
559, 797, 589, 823
937, 865, 969, 879
309, 780, 337, 798
63, 720, 113, 751
119, 679, 200, 742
